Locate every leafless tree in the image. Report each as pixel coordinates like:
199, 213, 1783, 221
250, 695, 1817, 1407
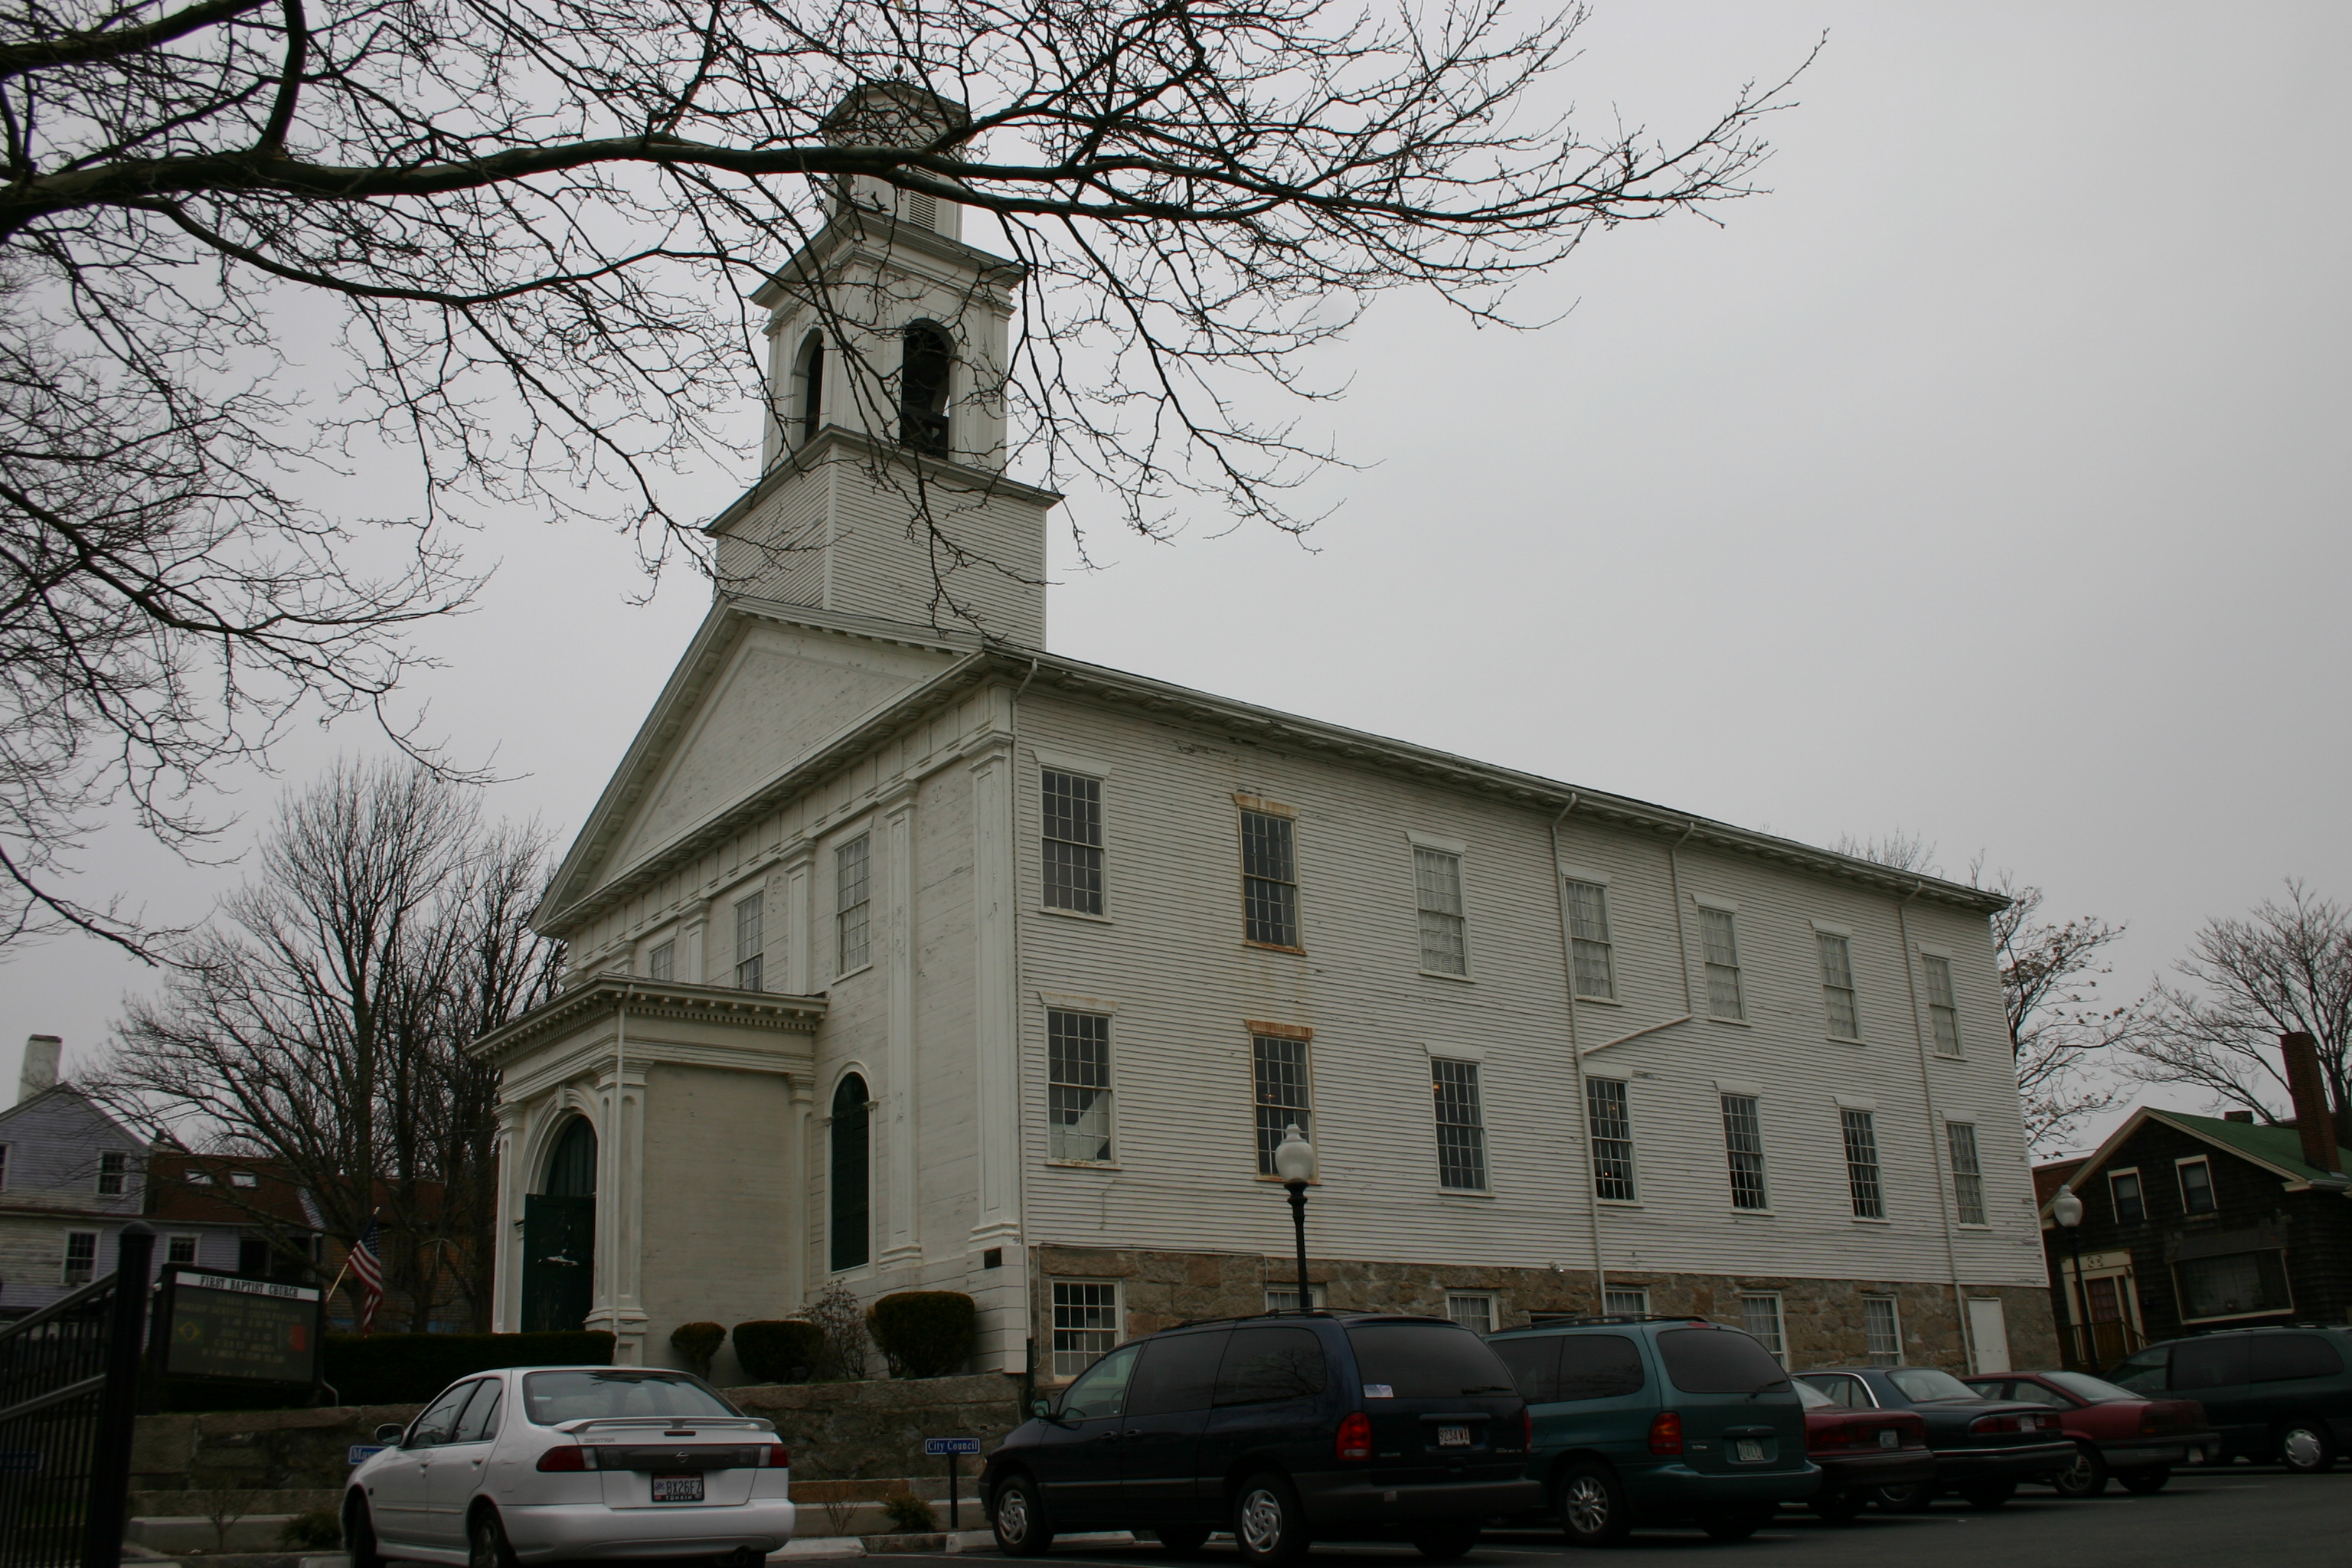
0, 0, 1808, 956
94, 757, 560, 1330
2119, 880, 2352, 1127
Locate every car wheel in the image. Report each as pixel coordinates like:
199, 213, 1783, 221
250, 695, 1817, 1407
2051, 1441, 2109, 1498
1699, 1506, 1772, 1541
1552, 1461, 1632, 1548
1871, 1481, 1936, 1514
1806, 1489, 1868, 1524
1232, 1472, 1311, 1567
344, 1495, 385, 1568
468, 1508, 518, 1568
991, 1473, 1057, 1557
1154, 1524, 1213, 1554
2120, 1467, 2171, 1495
1409, 1517, 1481, 1561
2278, 1419, 2337, 1474
1958, 1481, 2014, 1511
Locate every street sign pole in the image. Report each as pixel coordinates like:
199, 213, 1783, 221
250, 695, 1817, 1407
921, 1437, 982, 1532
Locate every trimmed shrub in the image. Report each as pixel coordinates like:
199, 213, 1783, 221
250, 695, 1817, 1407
321, 1330, 614, 1404
733, 1320, 825, 1384
671, 1321, 726, 1377
882, 1493, 939, 1534
866, 1292, 976, 1380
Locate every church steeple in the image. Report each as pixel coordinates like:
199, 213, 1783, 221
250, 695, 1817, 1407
707, 85, 1057, 647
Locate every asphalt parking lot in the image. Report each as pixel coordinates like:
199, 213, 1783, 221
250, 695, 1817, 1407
840, 1467, 2350, 1568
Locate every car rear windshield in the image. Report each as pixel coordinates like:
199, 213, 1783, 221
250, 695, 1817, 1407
1793, 1379, 1834, 1410
1886, 1368, 1980, 1403
1346, 1321, 1518, 1399
2042, 1372, 2142, 1403
523, 1370, 740, 1424
1655, 1328, 1788, 1394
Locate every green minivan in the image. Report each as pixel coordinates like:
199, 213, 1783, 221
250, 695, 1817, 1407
1488, 1316, 1816, 1545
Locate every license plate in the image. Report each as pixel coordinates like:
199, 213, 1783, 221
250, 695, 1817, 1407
652, 1473, 705, 1502
1436, 1426, 1471, 1448
1734, 1439, 1766, 1463
1878, 1429, 1900, 1450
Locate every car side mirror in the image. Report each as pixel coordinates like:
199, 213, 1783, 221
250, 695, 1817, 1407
1031, 1400, 1052, 1419
374, 1423, 407, 1444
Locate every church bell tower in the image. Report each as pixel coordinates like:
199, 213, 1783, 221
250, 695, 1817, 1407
707, 84, 1057, 647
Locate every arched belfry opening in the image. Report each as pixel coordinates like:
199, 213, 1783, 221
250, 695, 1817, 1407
897, 324, 952, 455
830, 1074, 871, 1272
523, 1115, 596, 1332
795, 331, 825, 446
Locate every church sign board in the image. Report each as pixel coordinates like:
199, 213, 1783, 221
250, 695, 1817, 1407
153, 1267, 325, 1389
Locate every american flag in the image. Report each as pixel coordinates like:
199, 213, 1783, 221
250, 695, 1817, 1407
349, 1215, 384, 1336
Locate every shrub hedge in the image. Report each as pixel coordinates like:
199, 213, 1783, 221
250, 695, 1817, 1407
322, 1330, 614, 1403
732, 1320, 825, 1384
866, 1292, 975, 1379
671, 1321, 725, 1377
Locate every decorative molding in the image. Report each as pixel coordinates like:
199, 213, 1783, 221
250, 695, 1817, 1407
1423, 1042, 1485, 1062
1834, 1094, 1879, 1111
1031, 746, 1112, 779
1405, 830, 1468, 856
1232, 792, 1295, 818
1246, 1020, 1314, 1040
1559, 864, 1612, 887
1040, 990, 1122, 1015
469, 978, 825, 1066
1714, 1080, 1763, 1098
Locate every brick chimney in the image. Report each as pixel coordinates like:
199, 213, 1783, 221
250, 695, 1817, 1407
17, 1034, 60, 1105
2280, 1031, 2342, 1173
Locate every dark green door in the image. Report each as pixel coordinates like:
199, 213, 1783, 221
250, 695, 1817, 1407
521, 1194, 594, 1332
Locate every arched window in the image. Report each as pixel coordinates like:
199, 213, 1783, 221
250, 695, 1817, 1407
829, 1073, 871, 1272
543, 1116, 597, 1197
898, 325, 952, 455
796, 332, 825, 446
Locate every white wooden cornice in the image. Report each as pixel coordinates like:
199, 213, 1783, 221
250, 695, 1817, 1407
469, 975, 827, 1067
751, 211, 1027, 311
704, 425, 1063, 540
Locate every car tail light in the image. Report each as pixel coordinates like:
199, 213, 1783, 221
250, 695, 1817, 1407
2141, 1411, 2161, 1436
765, 1446, 792, 1468
1648, 1411, 1683, 1457
1336, 1412, 1373, 1462
537, 1445, 590, 1472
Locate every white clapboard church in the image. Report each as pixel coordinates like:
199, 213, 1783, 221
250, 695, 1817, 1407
473, 89, 2055, 1387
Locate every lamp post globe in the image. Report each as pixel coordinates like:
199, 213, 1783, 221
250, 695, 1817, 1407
2051, 1188, 2084, 1229
1275, 1124, 1317, 1312
2051, 1186, 2090, 1369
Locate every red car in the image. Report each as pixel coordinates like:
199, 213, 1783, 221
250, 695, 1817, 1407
1962, 1371, 2217, 1496
1792, 1379, 1934, 1522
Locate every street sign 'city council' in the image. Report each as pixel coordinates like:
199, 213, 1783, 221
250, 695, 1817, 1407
158, 1269, 325, 1387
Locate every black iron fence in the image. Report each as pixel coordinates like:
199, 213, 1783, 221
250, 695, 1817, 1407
0, 1224, 152, 1568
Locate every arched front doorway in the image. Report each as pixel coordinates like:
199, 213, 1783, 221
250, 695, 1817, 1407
523, 1116, 596, 1332
830, 1075, 870, 1272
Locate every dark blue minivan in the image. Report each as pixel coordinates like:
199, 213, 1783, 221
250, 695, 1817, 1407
982, 1313, 1540, 1563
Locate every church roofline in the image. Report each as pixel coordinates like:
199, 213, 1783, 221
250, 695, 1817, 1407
469, 975, 828, 1065
751, 210, 1026, 312
705, 424, 1062, 541
538, 612, 2011, 934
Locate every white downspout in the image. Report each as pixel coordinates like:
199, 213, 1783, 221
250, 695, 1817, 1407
1897, 882, 1974, 1372
1547, 795, 1609, 1313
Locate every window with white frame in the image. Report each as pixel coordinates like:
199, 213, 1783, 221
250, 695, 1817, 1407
1446, 1294, 1497, 1335
1566, 880, 1615, 1000
1042, 770, 1106, 915
1863, 1297, 1902, 1364
1586, 1077, 1637, 1201
836, 834, 871, 973
1720, 1095, 1769, 1210
1051, 1280, 1121, 1377
645, 939, 674, 982
1251, 1033, 1312, 1176
2109, 1168, 2145, 1223
1841, 1109, 1886, 1219
2177, 1156, 2217, 1216
733, 893, 764, 991
97, 1150, 129, 1196
1240, 809, 1301, 948
167, 1235, 199, 1266
1431, 1058, 1488, 1191
1701, 906, 1745, 1019
1922, 953, 1962, 1053
229, 1170, 257, 1189
1266, 1282, 1326, 1312
0, 1144, 9, 1188
1046, 1011, 1113, 1163
63, 1230, 98, 1285
1740, 1295, 1786, 1361
1602, 1285, 1649, 1316
1414, 847, 1468, 975
1818, 931, 1860, 1039
1948, 1122, 1988, 1224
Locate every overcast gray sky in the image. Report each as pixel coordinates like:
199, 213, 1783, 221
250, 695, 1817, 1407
6, 2, 2346, 1158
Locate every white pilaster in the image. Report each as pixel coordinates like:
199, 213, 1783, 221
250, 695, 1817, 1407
780, 840, 815, 995
968, 736, 1022, 1250
878, 781, 921, 1269
588, 1015, 651, 1364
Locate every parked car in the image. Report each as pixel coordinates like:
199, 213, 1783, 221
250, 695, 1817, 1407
1794, 1367, 2070, 1511
1488, 1315, 1816, 1546
1962, 1370, 2217, 1495
982, 1312, 1538, 1565
2104, 1325, 2352, 1473
1789, 1379, 1932, 1522
344, 1365, 795, 1568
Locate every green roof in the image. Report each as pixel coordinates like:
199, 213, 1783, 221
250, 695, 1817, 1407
2155, 1109, 2352, 1183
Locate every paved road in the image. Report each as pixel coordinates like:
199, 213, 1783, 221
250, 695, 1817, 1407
842, 1468, 2350, 1568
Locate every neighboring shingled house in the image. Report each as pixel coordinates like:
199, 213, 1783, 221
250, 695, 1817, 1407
0, 1035, 150, 1318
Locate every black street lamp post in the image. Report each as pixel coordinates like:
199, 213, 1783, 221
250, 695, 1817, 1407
2051, 1186, 2090, 1370
1273, 1124, 1318, 1312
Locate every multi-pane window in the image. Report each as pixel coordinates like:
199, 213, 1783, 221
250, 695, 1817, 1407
1818, 932, 1860, 1039
1948, 1122, 1988, 1224
1051, 1281, 1121, 1377
835, 834, 871, 973
1740, 1295, 1786, 1361
167, 1235, 199, 1266
1265, 1283, 1326, 1312
1431, 1059, 1488, 1191
733, 893, 764, 991
1566, 880, 1615, 1000
2178, 1158, 2216, 1215
97, 1150, 129, 1196
1863, 1297, 1902, 1364
63, 1230, 98, 1285
1251, 1034, 1313, 1176
1446, 1295, 1496, 1335
1841, 1109, 1886, 1219
2109, 1169, 2145, 1223
1042, 771, 1105, 914
1701, 906, 1744, 1019
1922, 954, 1962, 1054
1240, 809, 1300, 947
1586, 1078, 1637, 1201
645, 940, 674, 982
1047, 1011, 1113, 1163
1720, 1095, 1769, 1210
1602, 1286, 1650, 1316
1414, 848, 1468, 974
0, 1145, 8, 1188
